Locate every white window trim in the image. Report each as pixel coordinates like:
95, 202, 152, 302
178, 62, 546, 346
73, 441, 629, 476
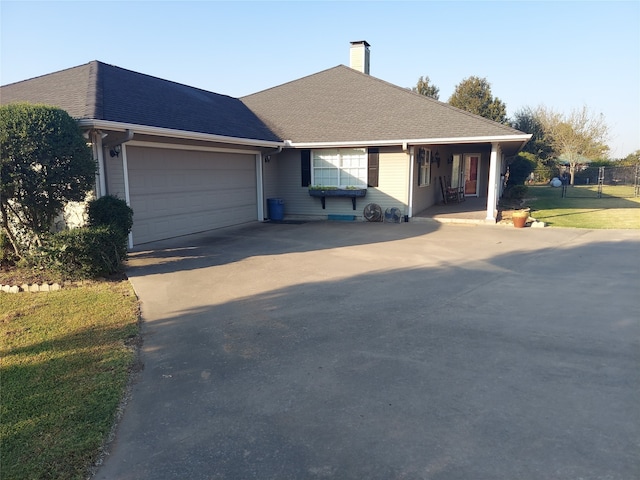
311, 148, 368, 188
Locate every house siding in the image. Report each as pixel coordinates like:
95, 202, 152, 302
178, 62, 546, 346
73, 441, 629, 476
262, 153, 283, 219
271, 147, 410, 220
367, 147, 409, 216
105, 149, 127, 200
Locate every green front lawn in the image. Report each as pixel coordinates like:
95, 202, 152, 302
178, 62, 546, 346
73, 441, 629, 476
523, 185, 640, 229
0, 281, 139, 480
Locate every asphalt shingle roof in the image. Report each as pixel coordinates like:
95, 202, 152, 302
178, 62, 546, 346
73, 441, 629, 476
241, 65, 526, 144
1, 61, 281, 143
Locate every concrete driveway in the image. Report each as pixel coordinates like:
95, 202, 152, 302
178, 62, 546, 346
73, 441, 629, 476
95, 221, 639, 480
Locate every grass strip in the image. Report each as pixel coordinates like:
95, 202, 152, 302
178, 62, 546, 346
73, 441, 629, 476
525, 185, 640, 229
1, 281, 139, 480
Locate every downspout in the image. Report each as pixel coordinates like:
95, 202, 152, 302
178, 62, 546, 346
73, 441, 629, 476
102, 129, 134, 157
258, 146, 283, 221
102, 129, 134, 245
121, 144, 134, 249
262, 146, 283, 159
102, 129, 134, 149
91, 130, 107, 198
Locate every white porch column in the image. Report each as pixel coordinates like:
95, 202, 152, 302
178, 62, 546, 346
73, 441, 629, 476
486, 143, 501, 222
407, 146, 415, 218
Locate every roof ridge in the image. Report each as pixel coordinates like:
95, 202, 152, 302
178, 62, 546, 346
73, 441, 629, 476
0, 61, 94, 88
241, 65, 348, 99
86, 61, 102, 119
94, 61, 238, 100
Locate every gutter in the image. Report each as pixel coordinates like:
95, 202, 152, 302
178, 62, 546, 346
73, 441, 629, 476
261, 146, 283, 160
102, 129, 134, 149
287, 134, 532, 149
78, 119, 285, 149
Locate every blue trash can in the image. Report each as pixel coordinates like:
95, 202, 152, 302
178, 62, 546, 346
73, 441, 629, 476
267, 198, 285, 221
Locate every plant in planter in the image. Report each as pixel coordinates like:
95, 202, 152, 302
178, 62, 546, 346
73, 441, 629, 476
511, 209, 530, 228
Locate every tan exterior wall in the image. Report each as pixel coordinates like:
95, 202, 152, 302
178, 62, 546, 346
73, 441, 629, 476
412, 147, 439, 214
262, 152, 285, 220
367, 147, 410, 216
270, 147, 410, 220
105, 148, 127, 200
266, 149, 317, 218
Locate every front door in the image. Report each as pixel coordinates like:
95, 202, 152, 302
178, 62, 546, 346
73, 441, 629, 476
464, 154, 480, 196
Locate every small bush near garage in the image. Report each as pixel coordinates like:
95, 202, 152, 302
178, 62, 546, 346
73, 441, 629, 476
33, 226, 128, 280
87, 195, 133, 236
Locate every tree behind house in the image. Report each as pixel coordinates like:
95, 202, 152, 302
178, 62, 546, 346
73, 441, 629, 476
511, 107, 554, 164
411, 75, 440, 100
536, 105, 610, 185
448, 76, 507, 124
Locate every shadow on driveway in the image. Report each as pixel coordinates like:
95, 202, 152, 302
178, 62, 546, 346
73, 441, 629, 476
125, 221, 442, 275
98, 223, 640, 480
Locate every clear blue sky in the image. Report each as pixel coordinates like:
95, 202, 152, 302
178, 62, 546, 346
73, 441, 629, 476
2, 0, 638, 158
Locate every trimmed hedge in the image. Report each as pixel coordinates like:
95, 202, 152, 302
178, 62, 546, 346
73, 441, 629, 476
35, 226, 127, 280
87, 195, 133, 236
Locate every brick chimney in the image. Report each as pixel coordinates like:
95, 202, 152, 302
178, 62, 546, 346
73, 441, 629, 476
349, 41, 370, 74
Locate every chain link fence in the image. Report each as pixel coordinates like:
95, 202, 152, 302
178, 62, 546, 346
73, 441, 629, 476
530, 165, 640, 199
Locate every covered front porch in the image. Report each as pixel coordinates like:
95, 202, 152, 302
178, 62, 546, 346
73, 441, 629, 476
412, 196, 494, 224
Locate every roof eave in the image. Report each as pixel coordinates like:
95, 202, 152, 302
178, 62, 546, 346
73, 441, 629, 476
286, 134, 532, 149
78, 119, 285, 149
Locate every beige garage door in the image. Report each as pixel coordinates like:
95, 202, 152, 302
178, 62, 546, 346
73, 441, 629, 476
127, 146, 257, 245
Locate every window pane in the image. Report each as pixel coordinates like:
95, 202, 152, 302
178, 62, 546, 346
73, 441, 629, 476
417, 148, 431, 186
312, 148, 367, 187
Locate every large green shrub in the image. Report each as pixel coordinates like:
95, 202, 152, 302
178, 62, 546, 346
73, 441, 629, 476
1, 103, 95, 257
87, 195, 133, 236
507, 153, 536, 186
34, 226, 127, 280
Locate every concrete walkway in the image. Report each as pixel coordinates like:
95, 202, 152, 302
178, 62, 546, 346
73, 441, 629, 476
95, 222, 639, 480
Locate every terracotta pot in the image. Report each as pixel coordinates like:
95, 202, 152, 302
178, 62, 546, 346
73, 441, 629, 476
512, 215, 527, 228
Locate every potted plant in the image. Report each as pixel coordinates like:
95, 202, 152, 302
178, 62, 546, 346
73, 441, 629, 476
511, 209, 529, 228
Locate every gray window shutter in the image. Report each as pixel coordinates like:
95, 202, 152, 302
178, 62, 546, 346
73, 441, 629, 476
301, 150, 311, 187
368, 148, 379, 187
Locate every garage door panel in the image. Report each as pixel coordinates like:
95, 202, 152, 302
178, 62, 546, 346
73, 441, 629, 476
131, 187, 256, 217
126, 146, 257, 245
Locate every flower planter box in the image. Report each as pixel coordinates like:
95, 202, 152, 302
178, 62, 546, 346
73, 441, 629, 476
308, 188, 367, 210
